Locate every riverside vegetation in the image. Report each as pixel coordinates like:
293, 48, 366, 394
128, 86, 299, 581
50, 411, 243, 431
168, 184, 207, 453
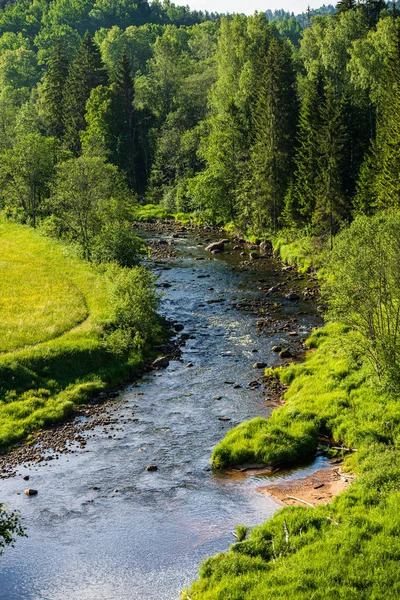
1, 0, 400, 596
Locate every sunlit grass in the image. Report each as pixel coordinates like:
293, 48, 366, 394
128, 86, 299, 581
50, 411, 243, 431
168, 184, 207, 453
0, 220, 112, 352
0, 219, 160, 449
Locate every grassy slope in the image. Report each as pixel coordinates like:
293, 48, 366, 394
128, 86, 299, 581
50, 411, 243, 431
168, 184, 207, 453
0, 221, 154, 450
185, 324, 400, 599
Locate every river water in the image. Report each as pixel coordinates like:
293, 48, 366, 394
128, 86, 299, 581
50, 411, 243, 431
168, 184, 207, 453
0, 231, 322, 600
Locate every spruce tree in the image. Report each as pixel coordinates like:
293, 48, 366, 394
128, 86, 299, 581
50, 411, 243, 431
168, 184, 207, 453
42, 39, 69, 140
336, 0, 356, 15
63, 32, 108, 154
374, 21, 400, 209
113, 51, 137, 188
249, 37, 297, 233
283, 71, 324, 227
313, 81, 347, 248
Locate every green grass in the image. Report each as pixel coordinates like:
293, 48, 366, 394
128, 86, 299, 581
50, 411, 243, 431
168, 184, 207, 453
132, 204, 174, 221
187, 322, 400, 598
0, 219, 161, 450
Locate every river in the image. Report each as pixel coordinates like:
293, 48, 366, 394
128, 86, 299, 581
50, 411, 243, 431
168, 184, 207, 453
0, 229, 323, 600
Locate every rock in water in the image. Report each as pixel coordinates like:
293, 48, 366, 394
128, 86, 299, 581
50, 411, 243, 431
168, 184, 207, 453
285, 292, 300, 301
253, 362, 267, 369
260, 240, 273, 254
152, 357, 170, 369
279, 349, 292, 359
206, 240, 226, 253
24, 489, 38, 496
146, 465, 158, 472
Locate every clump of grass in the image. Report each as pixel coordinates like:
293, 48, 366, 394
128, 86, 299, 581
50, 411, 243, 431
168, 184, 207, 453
132, 204, 173, 221
234, 524, 250, 542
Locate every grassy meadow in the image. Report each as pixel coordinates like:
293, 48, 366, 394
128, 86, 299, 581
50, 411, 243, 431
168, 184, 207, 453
185, 323, 400, 599
0, 219, 161, 450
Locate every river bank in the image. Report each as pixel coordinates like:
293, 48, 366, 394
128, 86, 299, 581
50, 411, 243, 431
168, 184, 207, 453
0, 223, 325, 600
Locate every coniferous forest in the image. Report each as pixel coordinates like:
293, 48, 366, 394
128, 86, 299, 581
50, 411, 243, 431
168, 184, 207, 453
4, 0, 400, 598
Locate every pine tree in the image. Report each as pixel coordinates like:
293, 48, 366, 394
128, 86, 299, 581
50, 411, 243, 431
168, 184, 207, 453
313, 81, 347, 248
249, 37, 297, 234
374, 22, 400, 208
41, 39, 69, 140
364, 0, 387, 27
63, 32, 108, 154
336, 0, 356, 15
283, 71, 325, 227
113, 51, 137, 188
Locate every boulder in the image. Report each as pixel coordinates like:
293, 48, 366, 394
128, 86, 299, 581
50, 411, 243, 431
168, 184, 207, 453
253, 362, 267, 369
249, 252, 260, 260
146, 465, 158, 472
271, 345, 282, 352
206, 240, 226, 253
260, 240, 273, 254
285, 292, 300, 301
152, 357, 170, 369
174, 323, 184, 332
279, 349, 293, 359
24, 489, 38, 496
267, 285, 280, 294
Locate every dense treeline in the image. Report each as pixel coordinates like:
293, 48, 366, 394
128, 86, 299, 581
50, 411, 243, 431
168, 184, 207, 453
0, 0, 398, 257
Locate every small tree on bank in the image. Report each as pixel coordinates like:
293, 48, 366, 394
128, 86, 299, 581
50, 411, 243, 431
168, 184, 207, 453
48, 156, 131, 260
325, 211, 400, 390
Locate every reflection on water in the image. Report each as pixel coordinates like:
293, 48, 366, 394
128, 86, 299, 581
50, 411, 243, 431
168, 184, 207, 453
0, 233, 321, 600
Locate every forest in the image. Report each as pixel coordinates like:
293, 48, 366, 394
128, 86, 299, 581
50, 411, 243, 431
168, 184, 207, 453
2, 0, 400, 597
0, 0, 388, 252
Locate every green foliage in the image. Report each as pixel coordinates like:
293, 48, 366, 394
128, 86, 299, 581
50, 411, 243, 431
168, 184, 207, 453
248, 36, 298, 234
39, 37, 69, 139
102, 265, 161, 355
235, 524, 250, 542
0, 504, 25, 555
91, 222, 143, 267
0, 133, 58, 227
48, 155, 130, 259
325, 211, 400, 390
62, 31, 108, 154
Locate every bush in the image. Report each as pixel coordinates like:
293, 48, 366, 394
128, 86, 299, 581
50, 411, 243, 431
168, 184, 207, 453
91, 222, 144, 267
102, 265, 162, 356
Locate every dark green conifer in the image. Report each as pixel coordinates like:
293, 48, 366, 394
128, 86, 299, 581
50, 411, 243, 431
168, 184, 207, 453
374, 21, 400, 208
313, 81, 347, 248
283, 71, 324, 227
250, 37, 297, 233
336, 0, 356, 15
42, 39, 69, 139
63, 32, 108, 154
